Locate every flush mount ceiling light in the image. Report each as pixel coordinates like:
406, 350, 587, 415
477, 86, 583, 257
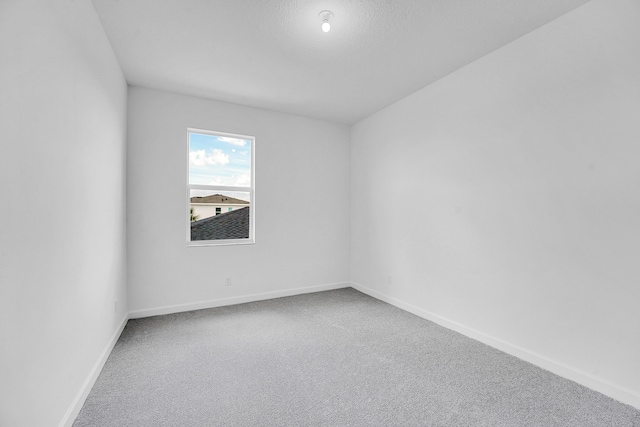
318, 10, 333, 33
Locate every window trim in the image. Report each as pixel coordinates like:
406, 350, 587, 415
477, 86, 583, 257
186, 128, 255, 246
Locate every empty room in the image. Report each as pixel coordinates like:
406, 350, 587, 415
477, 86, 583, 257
1, 0, 639, 426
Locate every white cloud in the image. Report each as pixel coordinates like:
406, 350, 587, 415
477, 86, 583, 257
205, 174, 250, 187
189, 149, 229, 166
233, 174, 251, 187
207, 178, 225, 186
218, 136, 247, 147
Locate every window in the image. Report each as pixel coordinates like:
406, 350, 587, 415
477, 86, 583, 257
187, 129, 254, 245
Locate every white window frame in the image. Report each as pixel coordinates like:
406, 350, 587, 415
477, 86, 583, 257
186, 128, 255, 246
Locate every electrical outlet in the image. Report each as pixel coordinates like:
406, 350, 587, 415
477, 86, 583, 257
114, 299, 118, 313
225, 277, 232, 286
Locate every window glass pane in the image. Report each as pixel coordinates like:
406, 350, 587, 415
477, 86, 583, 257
188, 132, 251, 187
190, 190, 251, 241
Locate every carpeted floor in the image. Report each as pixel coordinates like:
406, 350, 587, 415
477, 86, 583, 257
73, 288, 640, 426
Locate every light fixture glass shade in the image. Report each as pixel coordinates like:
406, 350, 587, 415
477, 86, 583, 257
318, 10, 333, 33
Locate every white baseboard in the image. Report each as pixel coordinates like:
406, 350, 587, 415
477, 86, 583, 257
350, 281, 640, 410
128, 281, 351, 319
60, 280, 639, 427
58, 315, 129, 427
61, 282, 349, 425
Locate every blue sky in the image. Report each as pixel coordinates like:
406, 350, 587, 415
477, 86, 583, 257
189, 132, 251, 188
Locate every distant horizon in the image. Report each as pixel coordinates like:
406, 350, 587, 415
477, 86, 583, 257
189, 190, 250, 203
190, 193, 250, 203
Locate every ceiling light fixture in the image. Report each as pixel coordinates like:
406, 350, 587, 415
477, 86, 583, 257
318, 10, 333, 33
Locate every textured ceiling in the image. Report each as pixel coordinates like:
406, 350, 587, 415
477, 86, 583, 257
91, 0, 590, 124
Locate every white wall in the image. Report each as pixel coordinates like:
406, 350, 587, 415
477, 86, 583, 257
351, 0, 640, 408
191, 203, 246, 221
0, 1, 128, 426
127, 87, 350, 314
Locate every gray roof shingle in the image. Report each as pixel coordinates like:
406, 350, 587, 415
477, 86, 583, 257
190, 206, 250, 241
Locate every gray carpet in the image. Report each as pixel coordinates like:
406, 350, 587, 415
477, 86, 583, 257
73, 288, 640, 426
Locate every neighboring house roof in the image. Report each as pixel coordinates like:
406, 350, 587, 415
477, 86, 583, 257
190, 194, 249, 205
191, 206, 250, 241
